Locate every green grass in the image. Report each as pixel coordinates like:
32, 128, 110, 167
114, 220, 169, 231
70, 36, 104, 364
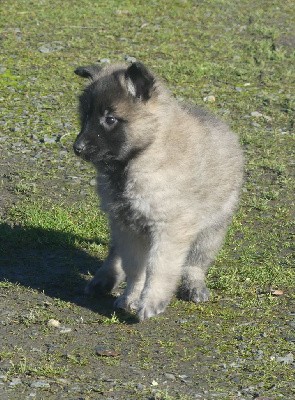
9, 357, 68, 378
0, 0, 294, 398
1, 200, 109, 257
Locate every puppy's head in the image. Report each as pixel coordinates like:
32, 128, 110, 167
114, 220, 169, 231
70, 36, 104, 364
73, 61, 158, 165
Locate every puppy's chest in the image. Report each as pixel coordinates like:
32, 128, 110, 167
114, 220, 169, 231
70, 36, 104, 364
100, 172, 156, 232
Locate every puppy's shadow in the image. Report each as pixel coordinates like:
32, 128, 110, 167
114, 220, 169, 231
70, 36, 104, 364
0, 223, 135, 323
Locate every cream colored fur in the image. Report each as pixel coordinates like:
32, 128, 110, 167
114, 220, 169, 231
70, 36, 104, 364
78, 63, 244, 321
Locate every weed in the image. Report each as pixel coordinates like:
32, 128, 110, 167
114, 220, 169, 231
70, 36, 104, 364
101, 312, 121, 325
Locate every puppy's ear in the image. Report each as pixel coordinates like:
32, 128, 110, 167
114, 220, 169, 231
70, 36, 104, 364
74, 65, 102, 80
125, 62, 155, 101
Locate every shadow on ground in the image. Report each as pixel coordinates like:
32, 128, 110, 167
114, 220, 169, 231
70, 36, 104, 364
0, 222, 134, 321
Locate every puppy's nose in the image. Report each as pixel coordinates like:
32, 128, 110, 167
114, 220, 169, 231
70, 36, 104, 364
73, 140, 85, 156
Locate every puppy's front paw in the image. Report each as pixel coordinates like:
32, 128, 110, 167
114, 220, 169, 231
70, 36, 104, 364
85, 271, 116, 296
114, 294, 136, 311
114, 294, 139, 312
136, 298, 169, 321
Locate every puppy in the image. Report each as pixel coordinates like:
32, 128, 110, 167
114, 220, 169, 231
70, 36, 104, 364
73, 61, 244, 321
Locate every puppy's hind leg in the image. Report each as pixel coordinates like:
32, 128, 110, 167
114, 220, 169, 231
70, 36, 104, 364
85, 246, 125, 296
179, 223, 228, 303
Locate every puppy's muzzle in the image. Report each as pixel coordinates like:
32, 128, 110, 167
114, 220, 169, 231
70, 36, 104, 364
73, 138, 86, 156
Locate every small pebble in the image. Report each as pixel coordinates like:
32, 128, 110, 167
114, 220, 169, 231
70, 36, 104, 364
47, 319, 61, 328
95, 345, 120, 357
43, 135, 58, 144
251, 121, 261, 127
203, 95, 216, 102
59, 327, 72, 334
136, 383, 145, 390
276, 352, 294, 364
103, 378, 116, 383
9, 378, 22, 386
39, 45, 51, 53
31, 347, 42, 353
177, 318, 188, 324
56, 378, 69, 384
125, 55, 137, 63
178, 374, 190, 382
31, 380, 50, 388
164, 373, 176, 380
270, 289, 283, 296
251, 111, 263, 117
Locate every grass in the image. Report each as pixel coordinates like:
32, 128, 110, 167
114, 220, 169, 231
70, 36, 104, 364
9, 358, 68, 378
0, 0, 294, 398
1, 199, 109, 258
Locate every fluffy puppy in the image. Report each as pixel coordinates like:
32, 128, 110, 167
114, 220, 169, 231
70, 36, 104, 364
73, 61, 244, 321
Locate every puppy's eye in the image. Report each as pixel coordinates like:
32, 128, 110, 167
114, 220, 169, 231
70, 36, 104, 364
100, 114, 118, 131
105, 116, 117, 126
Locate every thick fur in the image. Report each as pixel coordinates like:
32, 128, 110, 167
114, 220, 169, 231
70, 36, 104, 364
73, 61, 244, 321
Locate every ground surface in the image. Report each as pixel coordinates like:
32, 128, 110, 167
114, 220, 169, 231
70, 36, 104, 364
0, 1, 294, 399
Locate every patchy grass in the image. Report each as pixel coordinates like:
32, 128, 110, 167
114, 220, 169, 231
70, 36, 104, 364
0, 0, 294, 398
